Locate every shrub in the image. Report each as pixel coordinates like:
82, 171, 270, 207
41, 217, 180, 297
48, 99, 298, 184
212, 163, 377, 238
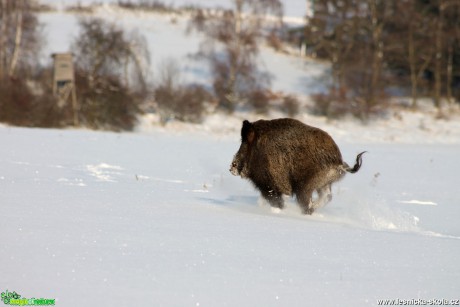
311, 87, 351, 119
0, 76, 69, 128
247, 89, 271, 114
280, 95, 300, 117
154, 84, 213, 124
32, 92, 67, 128
0, 79, 34, 126
116, 0, 173, 13
75, 72, 141, 131
311, 86, 387, 120
266, 29, 284, 52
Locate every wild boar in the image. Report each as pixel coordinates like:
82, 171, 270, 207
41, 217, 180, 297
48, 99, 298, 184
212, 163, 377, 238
230, 118, 365, 215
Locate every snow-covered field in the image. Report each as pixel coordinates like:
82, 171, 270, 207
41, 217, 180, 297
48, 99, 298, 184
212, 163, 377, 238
1, 1, 460, 306
1, 125, 459, 306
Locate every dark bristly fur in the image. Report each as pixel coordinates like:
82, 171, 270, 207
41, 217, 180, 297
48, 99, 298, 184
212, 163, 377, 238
230, 118, 366, 215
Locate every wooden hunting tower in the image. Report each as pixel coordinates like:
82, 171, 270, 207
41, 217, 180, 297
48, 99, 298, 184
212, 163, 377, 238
52, 53, 78, 125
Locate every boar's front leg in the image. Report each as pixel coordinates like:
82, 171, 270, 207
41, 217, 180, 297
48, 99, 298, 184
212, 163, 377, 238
261, 188, 284, 210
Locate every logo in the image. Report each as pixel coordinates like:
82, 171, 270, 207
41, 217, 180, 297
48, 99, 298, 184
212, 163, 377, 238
1, 290, 55, 306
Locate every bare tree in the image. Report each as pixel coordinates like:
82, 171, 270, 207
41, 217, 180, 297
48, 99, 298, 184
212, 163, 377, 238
405, 2, 434, 108
366, 0, 387, 112
190, 0, 282, 112
386, 0, 460, 109
433, 0, 444, 111
0, 0, 41, 80
308, 0, 460, 118
8, 0, 22, 77
402, 0, 435, 109
442, 0, 460, 106
306, 0, 390, 118
306, 0, 359, 91
73, 18, 149, 92
421, 0, 460, 112
71, 18, 150, 130
0, 0, 45, 127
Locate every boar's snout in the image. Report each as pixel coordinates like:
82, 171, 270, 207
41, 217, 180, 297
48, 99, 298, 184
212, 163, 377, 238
230, 157, 243, 176
229, 160, 240, 176
230, 152, 249, 178
231, 136, 251, 178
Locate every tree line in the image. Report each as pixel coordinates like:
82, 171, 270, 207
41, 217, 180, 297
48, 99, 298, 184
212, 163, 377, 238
1, 0, 458, 131
304, 0, 460, 118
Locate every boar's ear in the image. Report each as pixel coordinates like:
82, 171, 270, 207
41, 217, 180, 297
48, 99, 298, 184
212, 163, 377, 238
241, 120, 256, 145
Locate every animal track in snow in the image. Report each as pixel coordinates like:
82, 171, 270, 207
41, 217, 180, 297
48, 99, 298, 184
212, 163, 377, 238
86, 163, 124, 182
397, 199, 437, 206
57, 178, 87, 187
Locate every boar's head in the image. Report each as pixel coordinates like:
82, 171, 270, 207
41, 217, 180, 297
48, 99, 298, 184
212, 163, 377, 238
230, 120, 256, 178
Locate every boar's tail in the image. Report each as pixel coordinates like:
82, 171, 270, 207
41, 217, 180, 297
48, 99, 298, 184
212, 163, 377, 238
345, 151, 366, 174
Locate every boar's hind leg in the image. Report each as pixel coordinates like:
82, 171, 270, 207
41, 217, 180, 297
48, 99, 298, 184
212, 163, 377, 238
313, 184, 332, 210
295, 188, 315, 215
261, 189, 284, 210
